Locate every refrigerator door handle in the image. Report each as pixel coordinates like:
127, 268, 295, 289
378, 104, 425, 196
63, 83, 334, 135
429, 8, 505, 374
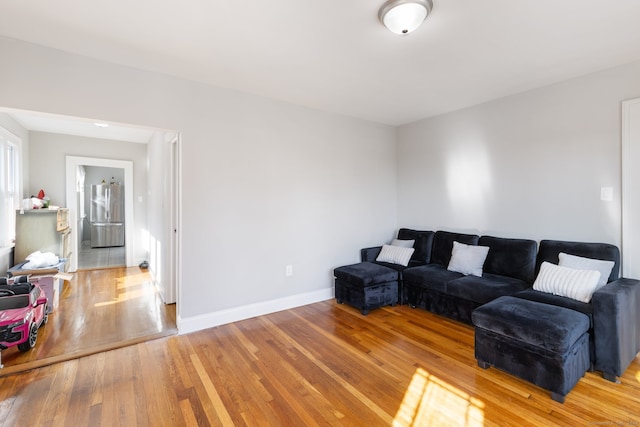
106, 186, 110, 221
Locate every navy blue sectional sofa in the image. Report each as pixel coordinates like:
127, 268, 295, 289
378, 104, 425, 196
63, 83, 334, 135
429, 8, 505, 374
339, 228, 640, 383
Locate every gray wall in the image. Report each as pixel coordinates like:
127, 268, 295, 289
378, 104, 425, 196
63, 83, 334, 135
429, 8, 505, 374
0, 37, 398, 327
397, 60, 640, 245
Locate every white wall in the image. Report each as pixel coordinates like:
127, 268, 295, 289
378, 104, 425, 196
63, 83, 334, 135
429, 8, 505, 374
0, 37, 397, 328
84, 166, 125, 187
146, 132, 172, 302
397, 60, 640, 246
28, 132, 148, 265
622, 98, 640, 278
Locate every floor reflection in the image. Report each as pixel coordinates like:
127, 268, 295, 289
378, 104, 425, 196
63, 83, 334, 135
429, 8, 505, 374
78, 240, 125, 269
0, 267, 176, 374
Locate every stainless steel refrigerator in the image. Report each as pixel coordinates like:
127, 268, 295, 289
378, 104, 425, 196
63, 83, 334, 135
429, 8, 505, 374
90, 183, 125, 247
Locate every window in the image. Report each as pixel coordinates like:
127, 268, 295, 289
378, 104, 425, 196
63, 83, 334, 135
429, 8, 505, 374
0, 126, 21, 248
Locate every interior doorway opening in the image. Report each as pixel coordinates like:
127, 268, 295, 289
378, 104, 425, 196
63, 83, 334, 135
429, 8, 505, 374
0, 107, 181, 374
78, 165, 127, 270
65, 157, 134, 272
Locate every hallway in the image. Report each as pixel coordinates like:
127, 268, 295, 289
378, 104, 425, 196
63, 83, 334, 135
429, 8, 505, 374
77, 240, 125, 269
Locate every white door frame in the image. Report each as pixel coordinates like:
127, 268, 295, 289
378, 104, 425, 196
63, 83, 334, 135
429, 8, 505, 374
164, 133, 180, 304
65, 156, 134, 271
622, 98, 640, 278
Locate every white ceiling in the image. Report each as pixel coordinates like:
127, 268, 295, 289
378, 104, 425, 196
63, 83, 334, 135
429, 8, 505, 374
1, 0, 640, 126
2, 108, 157, 144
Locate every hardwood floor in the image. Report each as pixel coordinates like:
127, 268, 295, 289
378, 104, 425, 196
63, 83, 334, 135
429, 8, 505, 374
0, 300, 638, 426
0, 267, 176, 374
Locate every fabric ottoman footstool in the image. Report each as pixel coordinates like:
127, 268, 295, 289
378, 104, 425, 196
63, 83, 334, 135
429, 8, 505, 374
334, 262, 399, 315
472, 296, 590, 403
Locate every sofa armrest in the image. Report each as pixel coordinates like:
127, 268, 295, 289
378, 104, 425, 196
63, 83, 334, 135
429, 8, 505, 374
592, 278, 640, 381
361, 246, 382, 262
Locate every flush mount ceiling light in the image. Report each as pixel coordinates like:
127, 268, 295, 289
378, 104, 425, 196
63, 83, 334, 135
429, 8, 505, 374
378, 0, 433, 35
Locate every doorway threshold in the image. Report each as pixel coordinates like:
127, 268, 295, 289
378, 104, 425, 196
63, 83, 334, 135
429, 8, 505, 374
0, 328, 178, 378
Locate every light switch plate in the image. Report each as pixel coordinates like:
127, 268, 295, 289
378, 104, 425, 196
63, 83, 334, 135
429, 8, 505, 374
601, 187, 613, 201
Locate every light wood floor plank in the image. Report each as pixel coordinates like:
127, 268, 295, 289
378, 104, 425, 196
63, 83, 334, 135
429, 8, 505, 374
66, 354, 101, 427
257, 314, 404, 425
216, 326, 299, 426
179, 398, 199, 426
190, 352, 236, 426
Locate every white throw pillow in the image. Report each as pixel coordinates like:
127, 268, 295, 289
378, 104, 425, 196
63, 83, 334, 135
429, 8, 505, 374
558, 252, 614, 290
391, 239, 415, 248
376, 244, 415, 267
533, 261, 601, 303
447, 241, 489, 277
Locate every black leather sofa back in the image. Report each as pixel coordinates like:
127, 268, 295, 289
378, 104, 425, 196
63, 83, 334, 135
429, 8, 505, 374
536, 240, 620, 282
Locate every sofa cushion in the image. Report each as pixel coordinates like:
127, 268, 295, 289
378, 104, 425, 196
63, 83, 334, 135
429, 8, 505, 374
334, 262, 399, 287
374, 261, 408, 273
472, 296, 590, 354
447, 241, 489, 277
391, 239, 415, 248
558, 252, 615, 290
431, 231, 480, 267
403, 264, 463, 293
376, 245, 415, 267
397, 228, 435, 265
533, 261, 601, 303
514, 289, 594, 327
537, 240, 620, 283
447, 273, 529, 304
479, 235, 537, 284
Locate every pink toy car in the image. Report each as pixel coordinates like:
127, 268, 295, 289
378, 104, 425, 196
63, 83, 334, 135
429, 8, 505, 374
0, 276, 48, 356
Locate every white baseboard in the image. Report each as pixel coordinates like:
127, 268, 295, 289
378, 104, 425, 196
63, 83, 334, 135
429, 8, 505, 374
177, 287, 335, 335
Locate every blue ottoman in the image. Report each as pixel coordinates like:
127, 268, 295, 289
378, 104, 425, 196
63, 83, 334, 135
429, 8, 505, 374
334, 262, 398, 315
472, 296, 590, 403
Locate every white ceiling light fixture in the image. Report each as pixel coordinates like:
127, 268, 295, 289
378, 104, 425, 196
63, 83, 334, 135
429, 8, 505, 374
378, 0, 433, 35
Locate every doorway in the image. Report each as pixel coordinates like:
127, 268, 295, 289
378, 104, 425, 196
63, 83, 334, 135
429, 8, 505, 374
77, 165, 127, 269
65, 157, 134, 272
0, 108, 181, 373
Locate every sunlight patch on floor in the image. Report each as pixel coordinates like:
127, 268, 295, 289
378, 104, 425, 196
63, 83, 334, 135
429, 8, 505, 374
95, 273, 156, 307
116, 272, 152, 289
394, 367, 485, 427
94, 287, 151, 307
